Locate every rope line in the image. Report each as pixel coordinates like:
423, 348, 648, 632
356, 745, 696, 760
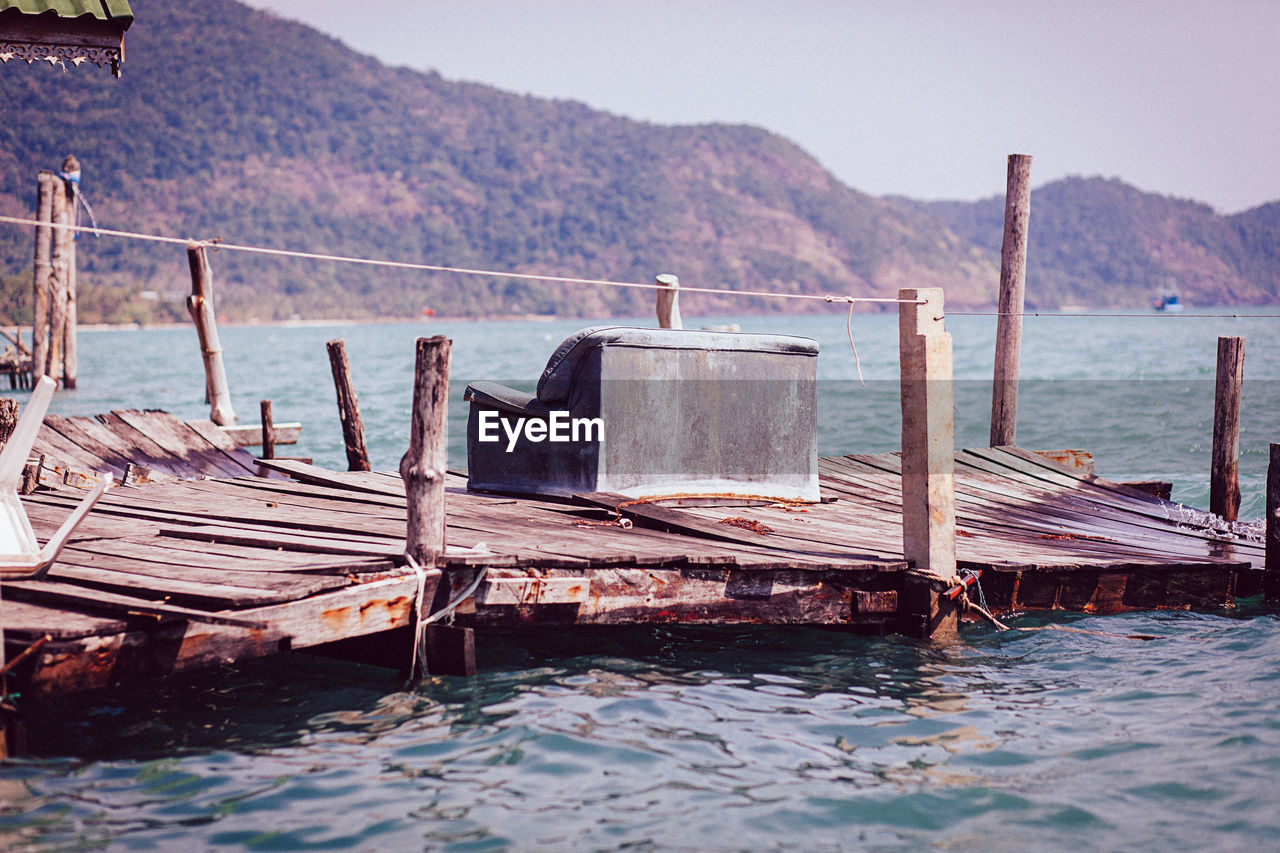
949, 310, 1280, 319
0, 213, 921, 307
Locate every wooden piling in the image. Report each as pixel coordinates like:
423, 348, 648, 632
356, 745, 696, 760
259, 399, 275, 461
61, 156, 80, 390
1266, 444, 1280, 602
898, 287, 958, 639
326, 339, 371, 472
31, 172, 53, 382
185, 243, 236, 426
400, 335, 470, 674
425, 624, 477, 677
655, 273, 682, 330
63, 225, 78, 390
1210, 336, 1244, 522
989, 153, 1033, 447
45, 177, 70, 383
401, 335, 451, 566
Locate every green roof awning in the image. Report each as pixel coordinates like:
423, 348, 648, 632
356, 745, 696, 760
0, 0, 134, 76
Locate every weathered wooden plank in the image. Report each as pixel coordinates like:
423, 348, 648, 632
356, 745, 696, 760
220, 422, 301, 447
232, 575, 417, 648
258, 458, 406, 497
86, 535, 396, 575
56, 545, 349, 597
23, 619, 288, 700
478, 576, 590, 605
1, 598, 129, 641
60, 415, 182, 476
43, 561, 325, 608
32, 424, 113, 474
172, 416, 262, 476
4, 580, 275, 628
42, 415, 132, 477
455, 567, 894, 627
159, 523, 405, 558
96, 411, 200, 476
111, 410, 247, 479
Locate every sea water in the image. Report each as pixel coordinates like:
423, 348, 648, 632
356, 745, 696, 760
2, 309, 1278, 850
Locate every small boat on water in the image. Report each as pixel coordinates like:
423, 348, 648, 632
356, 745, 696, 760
1153, 292, 1184, 312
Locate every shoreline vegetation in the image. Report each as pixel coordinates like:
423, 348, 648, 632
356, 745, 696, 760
56, 302, 1275, 333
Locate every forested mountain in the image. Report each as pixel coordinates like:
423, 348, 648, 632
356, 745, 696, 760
0, 0, 1275, 324
916, 178, 1280, 309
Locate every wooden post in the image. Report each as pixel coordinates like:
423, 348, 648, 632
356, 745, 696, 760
655, 273, 682, 329
326, 339, 371, 471
31, 172, 53, 382
45, 177, 70, 383
185, 243, 236, 425
63, 222, 78, 389
259, 399, 275, 460
61, 155, 80, 390
898, 287, 958, 639
1210, 336, 1245, 522
399, 336, 474, 675
425, 621, 477, 677
1266, 443, 1280, 602
401, 336, 451, 565
989, 153, 1033, 447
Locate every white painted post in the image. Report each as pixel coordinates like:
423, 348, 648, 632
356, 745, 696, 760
898, 287, 958, 638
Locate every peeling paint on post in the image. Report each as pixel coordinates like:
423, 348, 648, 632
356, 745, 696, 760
898, 287, 958, 639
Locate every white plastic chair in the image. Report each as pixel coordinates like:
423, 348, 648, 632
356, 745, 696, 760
0, 376, 112, 580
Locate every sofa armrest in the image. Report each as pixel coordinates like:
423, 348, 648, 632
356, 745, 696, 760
464, 381, 542, 416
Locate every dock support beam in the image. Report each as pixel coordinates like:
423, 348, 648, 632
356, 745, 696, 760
401, 336, 474, 675
655, 273, 682, 329
31, 172, 53, 384
898, 287, 959, 639
1266, 443, 1280, 603
1211, 336, 1244, 522
186, 243, 236, 426
259, 400, 275, 461
326, 339, 371, 472
60, 155, 80, 390
990, 153, 1032, 447
46, 176, 70, 385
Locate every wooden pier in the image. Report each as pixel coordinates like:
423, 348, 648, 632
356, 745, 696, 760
1, 437, 1259, 710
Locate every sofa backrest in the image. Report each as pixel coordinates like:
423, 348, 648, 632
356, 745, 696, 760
536, 326, 819, 404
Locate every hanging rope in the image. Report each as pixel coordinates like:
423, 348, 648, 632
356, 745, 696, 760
405, 553, 488, 682
829, 298, 866, 386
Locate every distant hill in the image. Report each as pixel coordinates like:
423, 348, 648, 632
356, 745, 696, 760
916, 177, 1280, 309
0, 0, 1275, 323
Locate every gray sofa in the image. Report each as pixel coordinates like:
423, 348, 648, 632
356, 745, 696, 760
464, 326, 820, 502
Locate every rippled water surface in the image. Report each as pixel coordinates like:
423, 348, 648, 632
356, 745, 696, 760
5, 613, 1280, 851
3, 309, 1279, 850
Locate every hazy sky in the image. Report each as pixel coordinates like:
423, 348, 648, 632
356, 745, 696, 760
245, 1, 1278, 214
